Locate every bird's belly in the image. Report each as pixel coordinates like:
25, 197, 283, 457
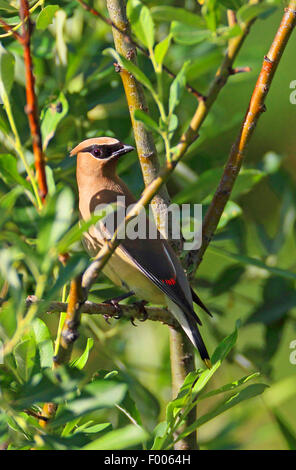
103, 249, 166, 305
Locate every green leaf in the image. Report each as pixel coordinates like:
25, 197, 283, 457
134, 109, 160, 134
272, 410, 296, 450
151, 6, 205, 27
71, 338, 94, 370
54, 380, 128, 426
127, 0, 154, 49
169, 61, 189, 115
75, 422, 112, 435
212, 264, 245, 296
231, 169, 265, 199
36, 5, 59, 30
171, 22, 211, 45
13, 337, 36, 382
103, 48, 154, 93
57, 213, 106, 253
0, 154, 31, 190
177, 384, 268, 440
237, 3, 277, 23
173, 168, 265, 204
209, 245, 296, 282
38, 187, 74, 254
83, 424, 149, 450
33, 318, 54, 369
15, 367, 85, 409
154, 34, 172, 67
200, 373, 260, 400
173, 168, 223, 204
0, 1, 18, 12
0, 47, 15, 96
218, 201, 242, 230
0, 248, 22, 303
218, 0, 244, 10
46, 254, 88, 299
41, 93, 68, 150
211, 320, 240, 365
246, 277, 296, 325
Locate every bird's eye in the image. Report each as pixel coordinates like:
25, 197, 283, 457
92, 147, 101, 158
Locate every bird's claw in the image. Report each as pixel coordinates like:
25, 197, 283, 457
103, 314, 111, 324
103, 299, 123, 320
134, 300, 148, 322
130, 317, 137, 327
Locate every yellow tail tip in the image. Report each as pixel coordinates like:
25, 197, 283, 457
204, 358, 212, 369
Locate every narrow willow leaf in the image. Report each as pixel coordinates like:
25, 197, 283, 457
33, 318, 54, 369
71, 338, 94, 370
0, 47, 15, 96
217, 201, 242, 230
0, 154, 31, 190
209, 245, 296, 282
169, 61, 189, 115
104, 48, 154, 93
177, 384, 268, 440
199, 372, 260, 400
151, 6, 205, 27
154, 34, 172, 67
13, 337, 36, 382
271, 410, 296, 450
237, 3, 277, 23
83, 424, 148, 450
171, 22, 211, 45
134, 109, 160, 133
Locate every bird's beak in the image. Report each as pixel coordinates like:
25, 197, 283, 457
112, 144, 135, 158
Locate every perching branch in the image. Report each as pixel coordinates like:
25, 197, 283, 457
76, 0, 204, 100
25, 296, 178, 328
53, 275, 84, 367
190, 1, 296, 273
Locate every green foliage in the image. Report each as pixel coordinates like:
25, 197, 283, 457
0, 0, 295, 451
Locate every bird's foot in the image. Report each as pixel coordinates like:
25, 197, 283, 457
103, 291, 134, 321
130, 316, 137, 327
134, 300, 148, 322
103, 298, 123, 320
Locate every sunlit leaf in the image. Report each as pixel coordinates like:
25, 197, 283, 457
83, 424, 148, 450
36, 5, 59, 30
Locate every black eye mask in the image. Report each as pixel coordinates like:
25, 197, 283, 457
80, 143, 124, 159
81, 142, 134, 159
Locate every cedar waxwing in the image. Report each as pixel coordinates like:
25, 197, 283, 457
71, 137, 212, 368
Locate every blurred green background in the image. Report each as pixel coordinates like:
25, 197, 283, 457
0, 0, 296, 450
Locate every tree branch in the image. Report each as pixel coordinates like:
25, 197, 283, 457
190, 1, 296, 273
105, 0, 173, 237
76, 0, 204, 100
25, 296, 178, 328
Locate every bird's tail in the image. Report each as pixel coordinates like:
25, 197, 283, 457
166, 297, 211, 369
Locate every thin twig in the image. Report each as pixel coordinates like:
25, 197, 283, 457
0, 17, 22, 40
19, 0, 47, 201
0, 2, 48, 202
76, 0, 204, 100
191, 1, 296, 272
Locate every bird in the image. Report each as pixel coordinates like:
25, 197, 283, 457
71, 136, 212, 368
